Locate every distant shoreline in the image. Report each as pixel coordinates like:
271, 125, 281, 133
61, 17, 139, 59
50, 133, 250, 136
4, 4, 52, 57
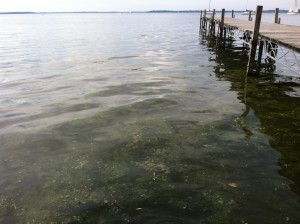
0, 10, 291, 15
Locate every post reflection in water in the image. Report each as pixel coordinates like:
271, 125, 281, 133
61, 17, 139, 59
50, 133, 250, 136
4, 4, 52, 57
199, 30, 300, 196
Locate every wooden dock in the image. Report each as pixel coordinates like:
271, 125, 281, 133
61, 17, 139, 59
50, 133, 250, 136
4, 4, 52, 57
200, 6, 300, 76
218, 17, 300, 54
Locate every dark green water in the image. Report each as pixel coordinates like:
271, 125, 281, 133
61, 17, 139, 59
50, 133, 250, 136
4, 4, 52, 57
0, 13, 300, 223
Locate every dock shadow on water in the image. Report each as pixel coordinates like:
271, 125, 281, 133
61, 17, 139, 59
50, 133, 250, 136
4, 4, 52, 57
0, 14, 300, 224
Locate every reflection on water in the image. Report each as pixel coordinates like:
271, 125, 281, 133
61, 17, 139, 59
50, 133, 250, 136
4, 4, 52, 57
0, 13, 300, 223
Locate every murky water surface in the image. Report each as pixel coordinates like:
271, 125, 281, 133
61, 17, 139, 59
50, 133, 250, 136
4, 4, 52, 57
0, 13, 300, 223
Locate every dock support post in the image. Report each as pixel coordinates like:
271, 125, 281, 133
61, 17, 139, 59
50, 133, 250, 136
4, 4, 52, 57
256, 40, 264, 75
275, 8, 279, 23
224, 27, 227, 42
248, 11, 252, 21
199, 10, 203, 31
212, 9, 215, 21
247, 5, 263, 75
204, 10, 208, 30
211, 9, 216, 36
232, 10, 235, 18
220, 9, 225, 39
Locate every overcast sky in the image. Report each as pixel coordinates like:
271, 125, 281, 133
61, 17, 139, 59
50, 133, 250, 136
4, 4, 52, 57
0, 0, 296, 12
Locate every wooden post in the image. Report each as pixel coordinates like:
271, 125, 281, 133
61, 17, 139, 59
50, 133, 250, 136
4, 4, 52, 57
212, 9, 215, 20
200, 10, 203, 30
248, 11, 252, 21
275, 8, 279, 23
204, 10, 207, 29
220, 9, 225, 39
247, 5, 263, 75
278, 18, 281, 24
256, 40, 264, 74
211, 9, 216, 36
224, 27, 227, 43
232, 10, 235, 18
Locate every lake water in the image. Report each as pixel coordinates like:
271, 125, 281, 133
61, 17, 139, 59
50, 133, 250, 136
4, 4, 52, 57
0, 12, 300, 223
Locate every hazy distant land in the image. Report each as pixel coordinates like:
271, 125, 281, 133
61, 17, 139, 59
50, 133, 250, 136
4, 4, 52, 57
0, 9, 292, 14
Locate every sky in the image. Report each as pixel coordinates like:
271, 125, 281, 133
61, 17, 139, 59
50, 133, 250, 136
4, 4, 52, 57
0, 0, 296, 12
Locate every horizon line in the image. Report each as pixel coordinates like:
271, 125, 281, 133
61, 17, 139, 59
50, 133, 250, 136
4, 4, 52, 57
0, 9, 289, 14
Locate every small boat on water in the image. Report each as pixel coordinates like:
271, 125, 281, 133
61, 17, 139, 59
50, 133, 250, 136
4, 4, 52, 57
287, 0, 298, 15
242, 10, 256, 15
206, 0, 214, 15
242, 0, 256, 15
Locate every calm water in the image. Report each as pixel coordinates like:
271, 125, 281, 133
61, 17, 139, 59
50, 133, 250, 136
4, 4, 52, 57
0, 13, 300, 223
